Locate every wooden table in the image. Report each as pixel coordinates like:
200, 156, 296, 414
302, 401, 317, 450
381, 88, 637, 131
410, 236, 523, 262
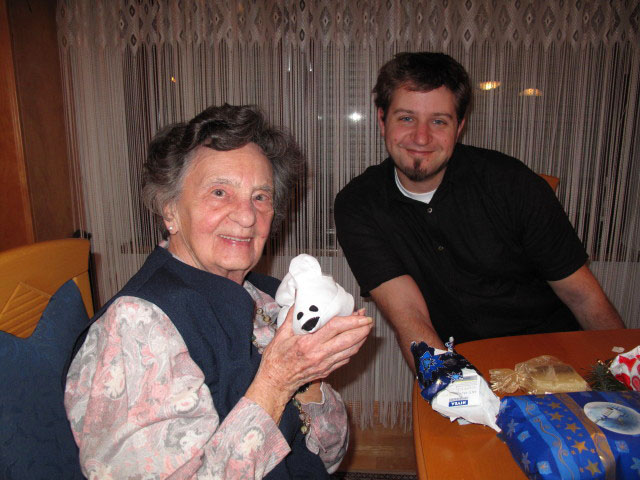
412, 329, 640, 480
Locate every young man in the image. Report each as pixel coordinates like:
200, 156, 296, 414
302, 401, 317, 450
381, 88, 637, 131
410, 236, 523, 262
334, 52, 624, 370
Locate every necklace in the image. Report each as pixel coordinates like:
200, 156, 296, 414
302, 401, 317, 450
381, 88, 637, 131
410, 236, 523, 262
291, 397, 311, 435
251, 307, 275, 353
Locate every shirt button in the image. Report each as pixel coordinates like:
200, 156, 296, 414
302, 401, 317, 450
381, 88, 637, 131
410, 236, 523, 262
427, 207, 433, 213
437, 245, 445, 252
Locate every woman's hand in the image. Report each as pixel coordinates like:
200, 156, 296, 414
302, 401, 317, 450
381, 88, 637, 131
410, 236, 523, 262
245, 307, 372, 422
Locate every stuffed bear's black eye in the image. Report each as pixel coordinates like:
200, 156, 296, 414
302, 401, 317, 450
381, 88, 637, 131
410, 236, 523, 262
309, 305, 318, 312
297, 312, 304, 320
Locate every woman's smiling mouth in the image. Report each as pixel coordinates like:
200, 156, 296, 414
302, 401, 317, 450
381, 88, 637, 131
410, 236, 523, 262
219, 235, 251, 242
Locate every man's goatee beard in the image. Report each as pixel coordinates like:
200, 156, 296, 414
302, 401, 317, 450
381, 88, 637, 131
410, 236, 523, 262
397, 159, 448, 182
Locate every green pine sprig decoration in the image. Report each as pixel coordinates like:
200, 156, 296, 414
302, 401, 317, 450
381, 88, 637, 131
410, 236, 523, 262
585, 359, 629, 391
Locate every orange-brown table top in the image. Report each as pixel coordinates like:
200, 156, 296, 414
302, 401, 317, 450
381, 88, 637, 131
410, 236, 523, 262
412, 329, 640, 480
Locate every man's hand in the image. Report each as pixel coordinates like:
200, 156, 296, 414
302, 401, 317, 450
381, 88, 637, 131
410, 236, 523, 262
549, 264, 624, 330
371, 275, 444, 373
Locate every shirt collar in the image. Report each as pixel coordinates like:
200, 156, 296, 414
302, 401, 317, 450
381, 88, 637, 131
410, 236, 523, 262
394, 168, 437, 203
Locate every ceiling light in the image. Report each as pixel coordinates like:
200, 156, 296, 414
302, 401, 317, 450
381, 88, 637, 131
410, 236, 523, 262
478, 81, 501, 90
519, 88, 543, 96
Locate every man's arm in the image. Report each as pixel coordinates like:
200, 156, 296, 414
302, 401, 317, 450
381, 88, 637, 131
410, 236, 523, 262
548, 264, 624, 330
370, 275, 445, 373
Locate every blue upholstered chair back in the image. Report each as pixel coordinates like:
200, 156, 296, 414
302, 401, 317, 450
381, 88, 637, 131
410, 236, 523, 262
0, 280, 89, 479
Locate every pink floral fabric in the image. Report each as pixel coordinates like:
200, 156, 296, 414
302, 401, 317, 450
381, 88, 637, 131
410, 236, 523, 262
65, 281, 348, 479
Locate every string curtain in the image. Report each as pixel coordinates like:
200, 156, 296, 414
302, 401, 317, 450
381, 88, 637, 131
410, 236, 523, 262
57, 0, 640, 429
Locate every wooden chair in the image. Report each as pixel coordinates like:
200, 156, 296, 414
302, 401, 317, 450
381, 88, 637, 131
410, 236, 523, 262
539, 173, 559, 192
0, 238, 93, 338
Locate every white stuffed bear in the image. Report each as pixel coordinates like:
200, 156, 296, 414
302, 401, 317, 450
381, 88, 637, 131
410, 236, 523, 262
275, 254, 355, 334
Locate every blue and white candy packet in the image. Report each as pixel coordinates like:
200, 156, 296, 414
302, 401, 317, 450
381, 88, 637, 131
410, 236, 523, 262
412, 340, 500, 431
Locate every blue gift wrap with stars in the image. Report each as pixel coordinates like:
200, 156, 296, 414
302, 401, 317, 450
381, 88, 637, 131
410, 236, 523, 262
497, 391, 640, 479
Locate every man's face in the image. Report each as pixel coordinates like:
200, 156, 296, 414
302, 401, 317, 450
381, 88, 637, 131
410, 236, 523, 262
378, 85, 465, 193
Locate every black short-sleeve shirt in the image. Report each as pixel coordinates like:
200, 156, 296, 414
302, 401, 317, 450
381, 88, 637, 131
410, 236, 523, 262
334, 143, 587, 344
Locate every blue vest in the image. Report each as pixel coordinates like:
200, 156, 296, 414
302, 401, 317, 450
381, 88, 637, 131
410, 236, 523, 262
79, 246, 328, 479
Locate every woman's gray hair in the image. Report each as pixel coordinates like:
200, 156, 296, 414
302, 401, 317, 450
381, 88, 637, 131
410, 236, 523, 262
142, 104, 304, 237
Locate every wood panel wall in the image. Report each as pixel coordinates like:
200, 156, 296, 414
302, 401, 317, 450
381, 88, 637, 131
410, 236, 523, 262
0, 0, 74, 250
0, 0, 34, 248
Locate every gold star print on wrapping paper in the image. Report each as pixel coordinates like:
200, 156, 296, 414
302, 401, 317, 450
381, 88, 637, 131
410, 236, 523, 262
549, 411, 564, 421
527, 395, 609, 474
565, 423, 579, 433
571, 441, 588, 454
584, 459, 601, 475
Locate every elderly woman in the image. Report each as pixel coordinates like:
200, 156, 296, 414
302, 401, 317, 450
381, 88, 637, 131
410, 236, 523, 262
65, 104, 372, 479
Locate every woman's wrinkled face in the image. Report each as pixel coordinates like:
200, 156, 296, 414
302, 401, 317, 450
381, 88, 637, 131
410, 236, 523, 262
164, 143, 274, 284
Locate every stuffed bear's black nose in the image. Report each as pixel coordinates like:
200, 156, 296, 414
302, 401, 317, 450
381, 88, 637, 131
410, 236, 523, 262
302, 317, 320, 331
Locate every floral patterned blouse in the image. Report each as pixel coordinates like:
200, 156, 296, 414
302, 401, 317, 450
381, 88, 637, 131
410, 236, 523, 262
65, 279, 348, 479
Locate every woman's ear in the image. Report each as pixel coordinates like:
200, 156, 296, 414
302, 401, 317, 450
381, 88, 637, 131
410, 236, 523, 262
162, 202, 178, 235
